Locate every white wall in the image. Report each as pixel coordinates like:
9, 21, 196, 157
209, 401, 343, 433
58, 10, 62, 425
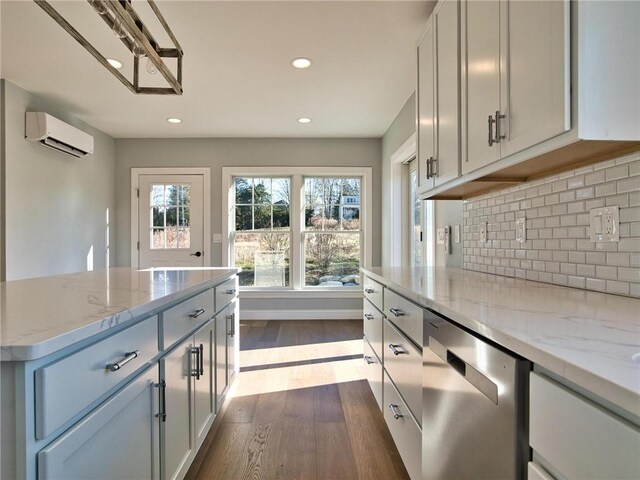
115, 137, 381, 317
2, 80, 117, 280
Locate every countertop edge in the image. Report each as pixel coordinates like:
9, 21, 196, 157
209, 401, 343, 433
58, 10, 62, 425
361, 267, 640, 418
1, 269, 239, 362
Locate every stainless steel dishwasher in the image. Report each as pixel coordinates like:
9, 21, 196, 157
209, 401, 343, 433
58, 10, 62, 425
422, 309, 530, 480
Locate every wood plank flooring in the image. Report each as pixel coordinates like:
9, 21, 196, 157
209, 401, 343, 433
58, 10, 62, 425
186, 320, 410, 480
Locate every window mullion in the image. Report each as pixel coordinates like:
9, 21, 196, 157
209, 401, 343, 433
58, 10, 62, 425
291, 174, 303, 290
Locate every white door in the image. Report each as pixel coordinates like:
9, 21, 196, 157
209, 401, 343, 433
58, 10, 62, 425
434, 0, 461, 187
138, 175, 205, 268
462, 0, 501, 174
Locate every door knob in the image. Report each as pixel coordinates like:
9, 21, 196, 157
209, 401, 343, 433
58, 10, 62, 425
190, 251, 202, 257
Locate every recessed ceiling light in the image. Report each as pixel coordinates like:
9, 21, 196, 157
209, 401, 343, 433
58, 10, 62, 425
291, 57, 312, 69
107, 58, 122, 69
167, 117, 182, 124
297, 117, 312, 124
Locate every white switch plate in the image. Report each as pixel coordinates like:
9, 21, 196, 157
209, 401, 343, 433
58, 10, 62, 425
589, 206, 619, 242
444, 226, 451, 254
516, 217, 526, 243
454, 224, 461, 243
212, 233, 222, 243
480, 222, 487, 243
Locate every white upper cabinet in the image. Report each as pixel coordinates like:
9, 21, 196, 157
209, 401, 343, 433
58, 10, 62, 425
417, 0, 461, 189
417, 17, 436, 189
500, 0, 570, 157
462, 0, 570, 175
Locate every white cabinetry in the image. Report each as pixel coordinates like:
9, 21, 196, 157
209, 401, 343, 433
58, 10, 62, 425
462, 0, 570, 175
215, 301, 237, 410
193, 321, 215, 449
417, 0, 461, 190
37, 365, 160, 480
529, 372, 640, 479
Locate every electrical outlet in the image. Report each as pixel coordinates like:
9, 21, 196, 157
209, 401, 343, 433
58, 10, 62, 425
516, 217, 526, 243
479, 222, 487, 243
590, 206, 619, 242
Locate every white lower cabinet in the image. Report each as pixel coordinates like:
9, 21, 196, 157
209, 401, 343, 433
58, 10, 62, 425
363, 337, 383, 410
215, 305, 230, 410
383, 371, 422, 480
161, 338, 194, 480
193, 321, 215, 450
37, 365, 160, 480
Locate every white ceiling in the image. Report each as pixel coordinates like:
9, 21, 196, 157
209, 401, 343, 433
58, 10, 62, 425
1, 1, 433, 138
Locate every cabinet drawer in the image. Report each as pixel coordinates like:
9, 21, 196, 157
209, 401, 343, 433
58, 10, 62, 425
214, 276, 238, 312
363, 276, 384, 312
530, 372, 640, 480
383, 319, 422, 425
383, 370, 421, 480
38, 365, 159, 480
35, 316, 158, 440
162, 289, 214, 349
383, 288, 422, 346
363, 299, 383, 361
363, 338, 383, 410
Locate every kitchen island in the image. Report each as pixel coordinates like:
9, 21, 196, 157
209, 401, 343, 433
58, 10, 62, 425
362, 266, 640, 480
1, 267, 239, 480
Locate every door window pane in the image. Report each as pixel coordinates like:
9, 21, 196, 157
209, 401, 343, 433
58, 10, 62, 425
150, 184, 191, 249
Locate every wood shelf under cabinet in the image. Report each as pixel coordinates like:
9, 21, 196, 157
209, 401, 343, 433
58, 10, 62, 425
423, 140, 640, 200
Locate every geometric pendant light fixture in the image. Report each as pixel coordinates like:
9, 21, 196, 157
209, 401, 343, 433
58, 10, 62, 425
34, 0, 183, 95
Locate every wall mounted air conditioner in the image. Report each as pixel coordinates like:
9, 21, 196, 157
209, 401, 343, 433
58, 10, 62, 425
25, 112, 94, 158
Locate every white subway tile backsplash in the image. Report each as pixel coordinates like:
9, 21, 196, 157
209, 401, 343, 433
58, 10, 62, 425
463, 156, 640, 298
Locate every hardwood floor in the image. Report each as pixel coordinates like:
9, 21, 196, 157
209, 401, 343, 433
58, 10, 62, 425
186, 320, 410, 480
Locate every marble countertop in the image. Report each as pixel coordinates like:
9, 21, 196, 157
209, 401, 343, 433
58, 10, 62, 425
362, 266, 640, 417
0, 267, 238, 361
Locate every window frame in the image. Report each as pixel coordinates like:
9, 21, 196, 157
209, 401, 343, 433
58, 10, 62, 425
222, 166, 372, 292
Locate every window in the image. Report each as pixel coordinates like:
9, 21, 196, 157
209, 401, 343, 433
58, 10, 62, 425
223, 167, 372, 291
150, 184, 191, 249
233, 177, 291, 287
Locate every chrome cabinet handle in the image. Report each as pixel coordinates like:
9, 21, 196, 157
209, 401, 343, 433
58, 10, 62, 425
388, 403, 403, 420
226, 314, 235, 337
156, 380, 167, 422
364, 288, 375, 294
488, 114, 496, 147
389, 308, 405, 317
226, 289, 236, 295
364, 355, 375, 365
199, 343, 204, 376
431, 157, 438, 177
388, 344, 406, 356
106, 350, 139, 372
425, 157, 433, 179
189, 308, 205, 319
494, 110, 505, 143
364, 313, 374, 320
189, 346, 200, 379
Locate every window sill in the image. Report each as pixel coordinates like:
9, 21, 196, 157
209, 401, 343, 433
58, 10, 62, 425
239, 288, 363, 299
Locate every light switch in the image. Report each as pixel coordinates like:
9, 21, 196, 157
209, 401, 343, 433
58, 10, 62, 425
454, 224, 461, 243
437, 228, 446, 245
589, 206, 619, 242
212, 233, 222, 243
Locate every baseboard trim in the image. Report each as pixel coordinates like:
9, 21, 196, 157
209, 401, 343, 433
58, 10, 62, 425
240, 309, 363, 320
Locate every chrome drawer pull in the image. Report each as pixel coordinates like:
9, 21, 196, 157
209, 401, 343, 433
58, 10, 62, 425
389, 308, 406, 317
189, 347, 201, 379
156, 380, 167, 422
189, 308, 206, 318
199, 343, 204, 376
226, 289, 236, 295
494, 110, 506, 143
226, 314, 235, 337
364, 355, 375, 365
388, 403, 403, 420
106, 350, 140, 372
388, 344, 406, 356
488, 114, 496, 147
364, 313, 374, 320
364, 288, 375, 294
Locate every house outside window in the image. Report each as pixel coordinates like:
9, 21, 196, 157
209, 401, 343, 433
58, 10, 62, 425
222, 167, 372, 292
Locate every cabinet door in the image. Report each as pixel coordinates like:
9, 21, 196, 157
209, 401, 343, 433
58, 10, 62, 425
193, 321, 215, 449
37, 365, 160, 480
417, 17, 436, 189
161, 339, 194, 480
434, 0, 461, 186
461, 0, 501, 174
501, 0, 570, 157
215, 306, 229, 411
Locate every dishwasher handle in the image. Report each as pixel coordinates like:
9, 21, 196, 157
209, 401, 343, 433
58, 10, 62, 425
429, 336, 498, 405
